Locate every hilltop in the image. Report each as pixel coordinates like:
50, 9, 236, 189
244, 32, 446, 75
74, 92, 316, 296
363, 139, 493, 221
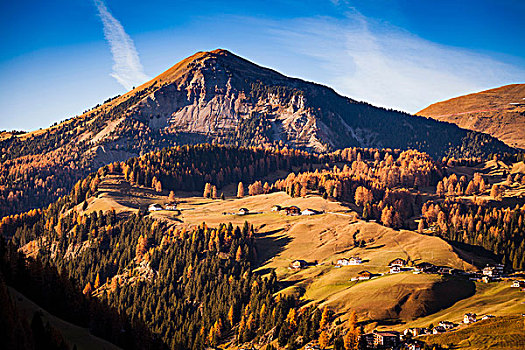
418, 84, 525, 149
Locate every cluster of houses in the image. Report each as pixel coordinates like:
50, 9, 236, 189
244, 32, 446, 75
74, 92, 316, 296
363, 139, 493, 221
148, 202, 179, 213
336, 256, 363, 266
228, 206, 324, 217
271, 205, 323, 216
358, 312, 497, 349
402, 312, 495, 338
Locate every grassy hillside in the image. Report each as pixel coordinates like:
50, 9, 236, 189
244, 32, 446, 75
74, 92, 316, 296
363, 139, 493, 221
420, 315, 525, 349
418, 84, 525, 149
84, 175, 491, 326
381, 281, 525, 332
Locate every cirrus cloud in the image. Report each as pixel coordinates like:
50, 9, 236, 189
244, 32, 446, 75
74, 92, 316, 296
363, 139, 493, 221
94, 0, 149, 90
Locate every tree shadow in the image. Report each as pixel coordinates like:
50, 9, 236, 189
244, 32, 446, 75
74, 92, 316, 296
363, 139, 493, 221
365, 244, 386, 250
255, 230, 292, 267
446, 240, 499, 268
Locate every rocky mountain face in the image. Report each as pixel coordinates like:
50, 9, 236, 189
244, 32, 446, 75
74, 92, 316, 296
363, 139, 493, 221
100, 49, 513, 156
418, 84, 525, 149
0, 49, 515, 217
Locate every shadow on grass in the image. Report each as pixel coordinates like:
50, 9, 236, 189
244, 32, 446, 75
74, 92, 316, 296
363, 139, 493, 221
446, 240, 499, 268
255, 231, 292, 268
365, 244, 386, 250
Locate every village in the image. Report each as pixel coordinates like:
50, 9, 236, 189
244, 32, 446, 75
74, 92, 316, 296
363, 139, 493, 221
146, 199, 525, 349
296, 256, 525, 349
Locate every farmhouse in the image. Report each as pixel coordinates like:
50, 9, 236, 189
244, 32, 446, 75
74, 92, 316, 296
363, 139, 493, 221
464, 313, 477, 324
357, 271, 373, 280
148, 203, 163, 212
337, 257, 362, 266
403, 328, 429, 337
511, 280, 525, 288
337, 258, 350, 266
482, 264, 504, 277
414, 262, 435, 273
438, 321, 455, 330
349, 257, 362, 265
481, 314, 495, 320
238, 208, 250, 216
389, 258, 406, 267
390, 266, 401, 274
432, 326, 446, 334
291, 260, 308, 269
284, 206, 301, 216
372, 330, 400, 348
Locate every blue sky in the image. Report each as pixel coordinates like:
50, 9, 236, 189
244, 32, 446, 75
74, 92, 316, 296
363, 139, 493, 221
1, 0, 524, 131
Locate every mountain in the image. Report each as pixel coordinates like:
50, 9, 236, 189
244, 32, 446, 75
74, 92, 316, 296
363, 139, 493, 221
0, 49, 515, 218
417, 84, 525, 149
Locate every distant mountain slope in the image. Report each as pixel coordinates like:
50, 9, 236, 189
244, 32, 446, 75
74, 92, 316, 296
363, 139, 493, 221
0, 49, 515, 217
418, 84, 525, 149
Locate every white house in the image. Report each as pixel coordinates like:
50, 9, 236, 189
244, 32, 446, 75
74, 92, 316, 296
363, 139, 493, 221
481, 314, 495, 320
464, 313, 477, 324
350, 257, 362, 265
482, 264, 504, 277
238, 208, 250, 215
389, 258, 406, 267
438, 321, 455, 330
164, 202, 177, 210
432, 326, 446, 334
390, 266, 401, 274
337, 258, 350, 266
511, 280, 525, 288
291, 260, 308, 269
148, 203, 163, 211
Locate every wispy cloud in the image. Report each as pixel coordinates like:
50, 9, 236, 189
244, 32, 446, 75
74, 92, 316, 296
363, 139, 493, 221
267, 11, 525, 113
94, 0, 149, 90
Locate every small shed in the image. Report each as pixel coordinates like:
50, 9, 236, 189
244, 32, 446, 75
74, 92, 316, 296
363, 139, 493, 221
238, 208, 250, 215
165, 202, 178, 210
301, 208, 321, 216
148, 203, 163, 212
271, 205, 282, 212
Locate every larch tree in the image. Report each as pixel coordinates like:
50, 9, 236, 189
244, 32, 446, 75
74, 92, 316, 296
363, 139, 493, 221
237, 182, 244, 198
319, 330, 329, 349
